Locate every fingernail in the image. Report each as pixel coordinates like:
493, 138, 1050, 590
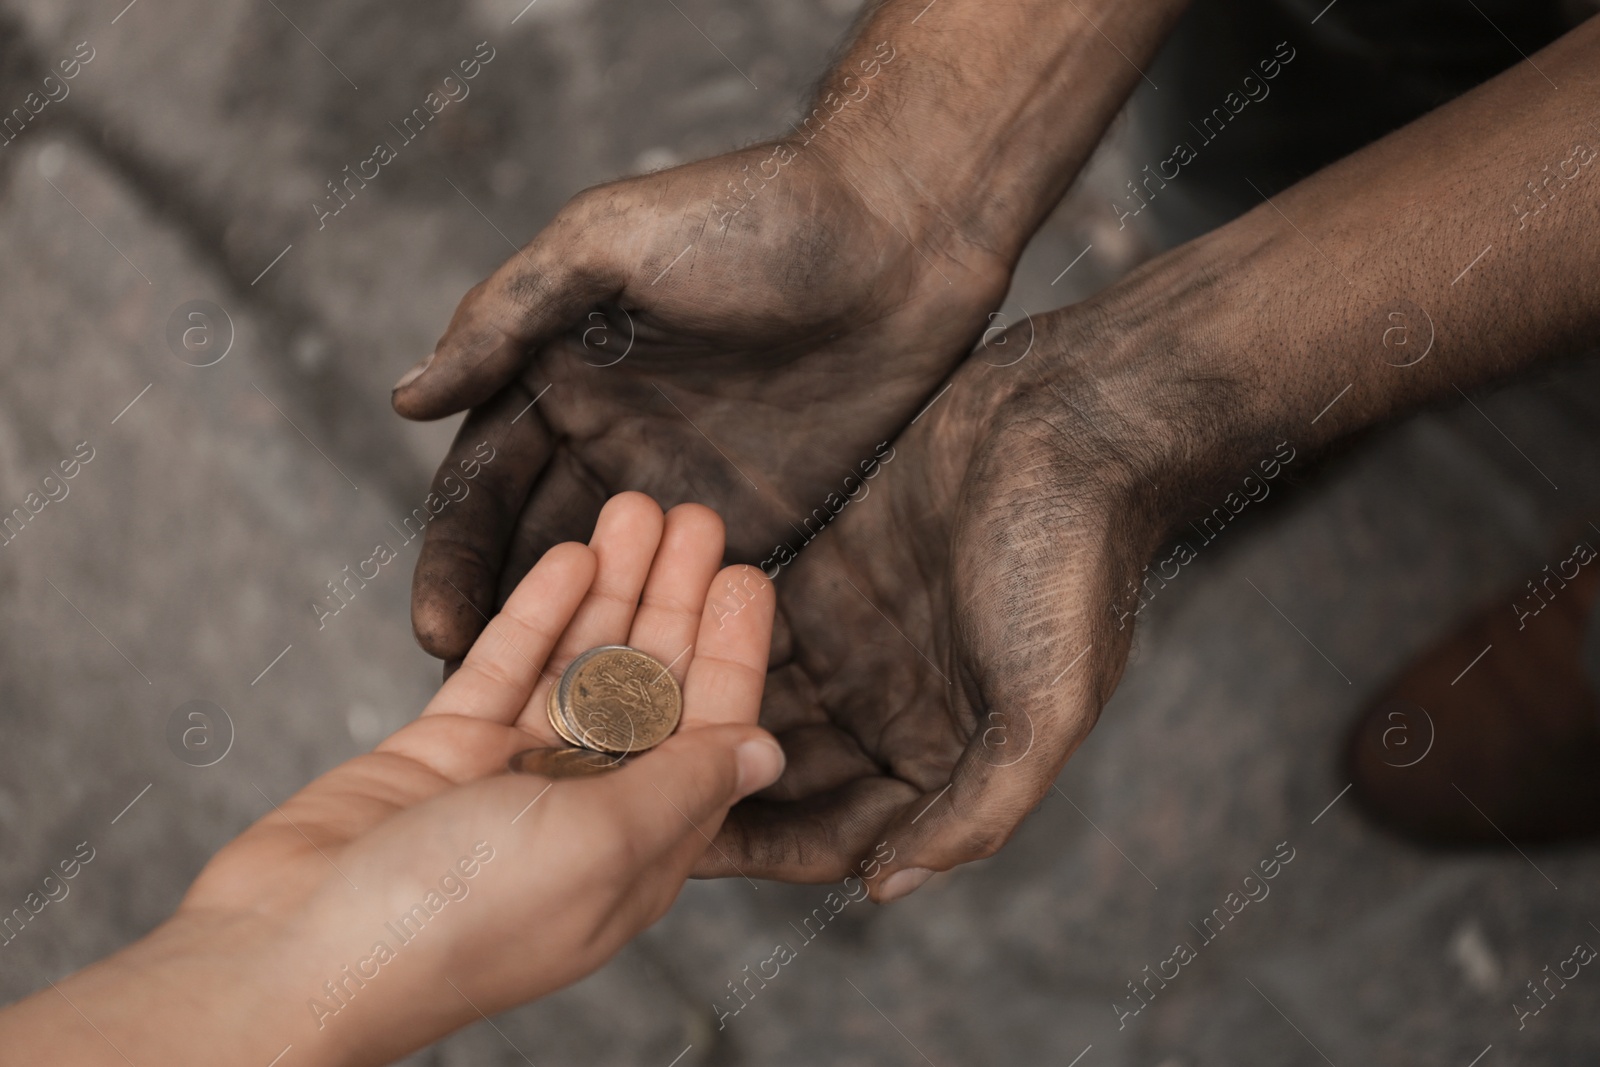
735, 737, 786, 797
393, 353, 434, 392
877, 867, 933, 903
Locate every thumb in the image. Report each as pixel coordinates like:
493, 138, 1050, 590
578, 724, 787, 861
867, 513, 1139, 902
393, 203, 623, 420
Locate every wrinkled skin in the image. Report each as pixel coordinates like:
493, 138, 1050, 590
701, 309, 1220, 886
407, 181, 1247, 884
392, 142, 1259, 891
397, 9, 1600, 892
394, 143, 1010, 661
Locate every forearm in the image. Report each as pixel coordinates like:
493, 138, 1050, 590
801, 0, 1189, 262
1105, 17, 1600, 476
0, 915, 348, 1067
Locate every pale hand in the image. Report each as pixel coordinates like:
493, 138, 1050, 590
0, 494, 785, 1067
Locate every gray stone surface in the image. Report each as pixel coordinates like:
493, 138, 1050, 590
0, 2, 1597, 1066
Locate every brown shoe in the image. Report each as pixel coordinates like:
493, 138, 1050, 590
1344, 531, 1600, 846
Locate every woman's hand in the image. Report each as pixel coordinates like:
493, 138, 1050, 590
0, 494, 785, 1067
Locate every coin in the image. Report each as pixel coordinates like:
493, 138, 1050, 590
561, 645, 682, 754
546, 683, 584, 747
509, 747, 625, 778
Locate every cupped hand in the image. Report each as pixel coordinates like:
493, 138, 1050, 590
391, 143, 1011, 663
702, 305, 1247, 898
179, 494, 784, 1065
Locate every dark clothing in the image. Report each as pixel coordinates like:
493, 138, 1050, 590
1128, 0, 1596, 244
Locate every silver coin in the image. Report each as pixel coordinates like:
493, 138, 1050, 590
547, 683, 584, 747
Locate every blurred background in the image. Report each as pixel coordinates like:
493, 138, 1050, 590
1, 0, 1599, 1063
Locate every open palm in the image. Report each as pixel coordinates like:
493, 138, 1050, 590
179, 496, 784, 1064
393, 144, 1009, 662
703, 314, 1176, 894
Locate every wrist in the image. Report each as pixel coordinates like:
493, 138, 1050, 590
1092, 224, 1299, 477
805, 0, 1188, 267
801, 128, 1016, 300
973, 234, 1293, 541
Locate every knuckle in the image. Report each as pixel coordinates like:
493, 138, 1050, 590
500, 268, 557, 315
953, 820, 1013, 862
564, 184, 608, 215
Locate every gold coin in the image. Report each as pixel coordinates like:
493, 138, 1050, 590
546, 683, 584, 747
509, 747, 625, 778
561, 645, 682, 754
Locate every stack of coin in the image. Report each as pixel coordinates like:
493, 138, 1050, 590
511, 645, 683, 779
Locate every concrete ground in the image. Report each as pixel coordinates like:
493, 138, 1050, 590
0, 1, 1597, 1065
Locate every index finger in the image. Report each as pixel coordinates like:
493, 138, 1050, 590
422, 541, 597, 724
411, 383, 557, 661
